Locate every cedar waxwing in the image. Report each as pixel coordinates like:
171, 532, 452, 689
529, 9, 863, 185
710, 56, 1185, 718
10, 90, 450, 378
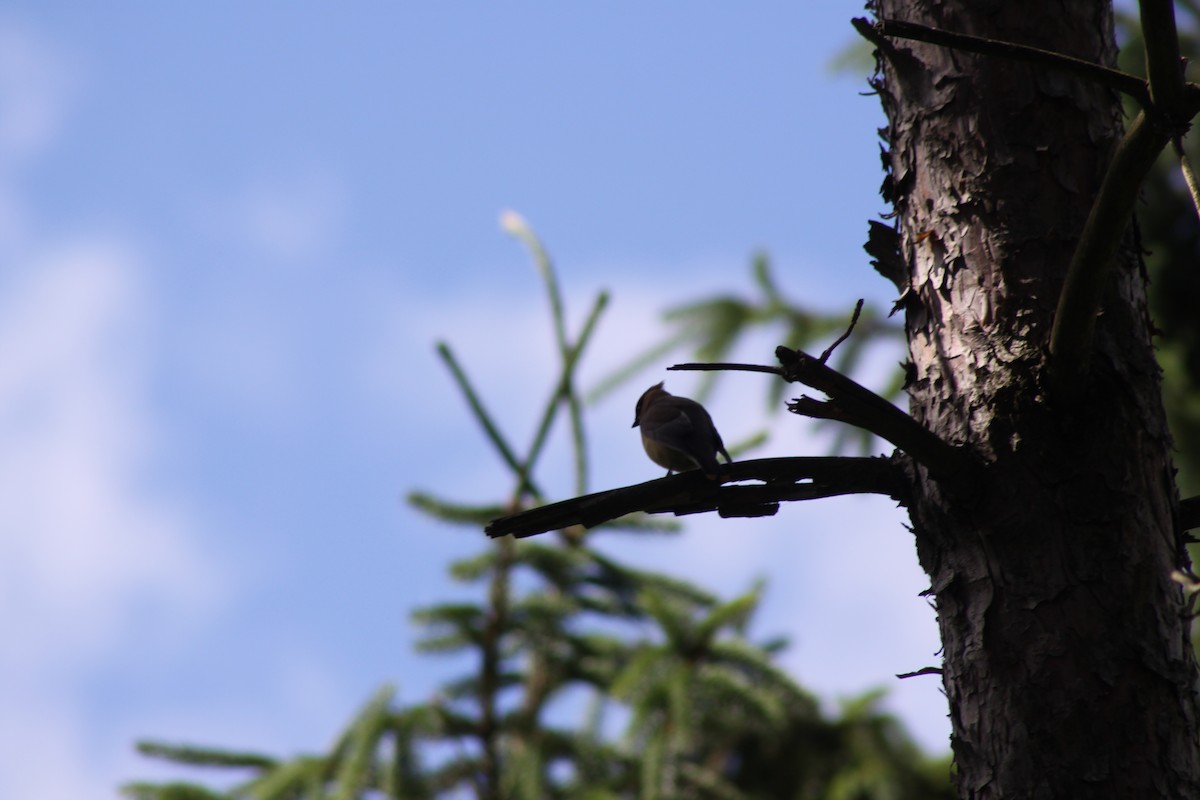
632, 382, 732, 477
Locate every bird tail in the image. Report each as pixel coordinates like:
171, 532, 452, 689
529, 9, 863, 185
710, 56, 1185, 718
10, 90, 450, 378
698, 449, 724, 479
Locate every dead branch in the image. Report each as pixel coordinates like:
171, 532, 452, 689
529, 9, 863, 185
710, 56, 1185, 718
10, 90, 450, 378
1140, 0, 1186, 117
1049, 110, 1174, 394
672, 347, 976, 483
855, 17, 1151, 106
1183, 496, 1200, 532
1173, 136, 1200, 224
896, 666, 943, 680
818, 298, 864, 363
485, 456, 908, 539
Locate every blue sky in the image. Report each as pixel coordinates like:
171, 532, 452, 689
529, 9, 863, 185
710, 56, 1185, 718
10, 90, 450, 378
0, 4, 949, 796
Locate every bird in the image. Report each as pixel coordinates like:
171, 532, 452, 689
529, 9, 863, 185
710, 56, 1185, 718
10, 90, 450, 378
632, 382, 731, 478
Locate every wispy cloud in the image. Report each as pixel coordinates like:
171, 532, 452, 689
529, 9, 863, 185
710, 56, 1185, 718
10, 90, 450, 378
0, 16, 75, 169
0, 16, 76, 249
0, 241, 230, 794
0, 239, 226, 657
214, 167, 349, 264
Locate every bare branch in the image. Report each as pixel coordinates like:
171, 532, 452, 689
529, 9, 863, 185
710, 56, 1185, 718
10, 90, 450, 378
1049, 110, 1172, 393
850, 16, 901, 61
896, 666, 943, 680
485, 456, 908, 539
674, 349, 975, 482
1140, 0, 1186, 116
862, 17, 1151, 106
776, 347, 976, 482
1173, 136, 1200, 225
669, 362, 784, 377
819, 299, 865, 364
1183, 496, 1200, 532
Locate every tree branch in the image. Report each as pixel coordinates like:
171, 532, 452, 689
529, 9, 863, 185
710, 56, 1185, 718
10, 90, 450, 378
818, 298, 864, 363
437, 342, 544, 501
1183, 496, 1200, 532
896, 666, 943, 680
1140, 0, 1186, 116
1173, 136, 1200, 225
485, 456, 908, 539
1049, 110, 1173, 393
857, 17, 1151, 106
672, 348, 976, 483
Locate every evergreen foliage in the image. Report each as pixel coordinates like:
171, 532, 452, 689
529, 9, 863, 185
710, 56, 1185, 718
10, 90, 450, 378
125, 214, 949, 799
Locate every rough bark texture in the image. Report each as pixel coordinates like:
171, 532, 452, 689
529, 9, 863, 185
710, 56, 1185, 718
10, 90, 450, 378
873, 1, 1200, 797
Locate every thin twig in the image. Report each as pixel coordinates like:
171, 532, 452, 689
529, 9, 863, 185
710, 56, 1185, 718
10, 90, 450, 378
668, 362, 783, 376
134, 741, 277, 769
896, 666, 943, 680
523, 291, 608, 498
502, 213, 609, 499
850, 16, 899, 58
1174, 137, 1200, 225
671, 350, 975, 483
819, 299, 865, 364
869, 17, 1151, 107
565, 291, 609, 495
503, 210, 571, 360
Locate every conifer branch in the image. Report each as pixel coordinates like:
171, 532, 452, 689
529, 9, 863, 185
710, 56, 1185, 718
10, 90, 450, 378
134, 741, 278, 770
436, 341, 544, 501
478, 537, 514, 800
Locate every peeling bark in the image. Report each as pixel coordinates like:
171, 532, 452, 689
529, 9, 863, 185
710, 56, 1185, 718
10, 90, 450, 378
873, 1, 1200, 796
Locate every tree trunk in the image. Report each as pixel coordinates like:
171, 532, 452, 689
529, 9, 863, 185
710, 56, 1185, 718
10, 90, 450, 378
873, 1, 1200, 796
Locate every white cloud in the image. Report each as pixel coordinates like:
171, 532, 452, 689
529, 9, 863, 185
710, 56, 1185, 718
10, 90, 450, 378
231, 168, 348, 263
0, 243, 223, 660
0, 19, 231, 797
0, 17, 77, 249
0, 695, 95, 800
176, 293, 308, 428
0, 242, 229, 796
0, 17, 75, 169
